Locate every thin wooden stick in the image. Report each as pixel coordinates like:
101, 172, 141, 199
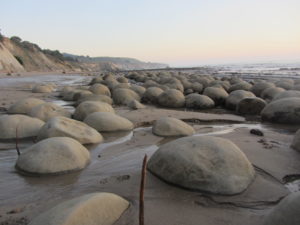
15, 126, 20, 156
139, 154, 148, 225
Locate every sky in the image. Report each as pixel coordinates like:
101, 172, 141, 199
1, 0, 300, 66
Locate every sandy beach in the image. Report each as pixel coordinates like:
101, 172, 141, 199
0, 71, 300, 225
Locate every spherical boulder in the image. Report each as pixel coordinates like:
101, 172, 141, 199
263, 192, 300, 225
203, 87, 228, 105
274, 79, 294, 90
76, 94, 113, 106
29, 102, 72, 122
89, 83, 111, 96
228, 81, 252, 92
261, 97, 300, 124
0, 114, 44, 139
142, 87, 164, 103
112, 88, 140, 105
152, 117, 195, 137
127, 100, 146, 110
84, 112, 134, 132
28, 192, 129, 225
130, 85, 146, 97
32, 85, 53, 93
273, 90, 300, 101
158, 89, 185, 108
74, 101, 115, 121
8, 98, 45, 114
251, 81, 275, 97
261, 87, 285, 102
236, 97, 267, 115
16, 137, 90, 175
185, 93, 215, 109
117, 76, 128, 83
225, 90, 255, 110
37, 117, 103, 144
148, 136, 255, 195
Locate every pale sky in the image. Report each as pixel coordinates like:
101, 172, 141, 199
1, 0, 300, 66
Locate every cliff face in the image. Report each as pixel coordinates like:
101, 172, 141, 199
0, 37, 83, 73
0, 36, 168, 73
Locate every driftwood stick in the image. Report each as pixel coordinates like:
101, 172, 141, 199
139, 154, 148, 225
15, 126, 20, 156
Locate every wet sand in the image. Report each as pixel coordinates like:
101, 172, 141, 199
1, 74, 300, 225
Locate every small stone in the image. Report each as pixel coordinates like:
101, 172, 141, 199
250, 129, 264, 136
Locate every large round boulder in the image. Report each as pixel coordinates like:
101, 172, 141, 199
8, 98, 45, 114
74, 101, 115, 121
251, 81, 275, 97
185, 93, 215, 109
225, 90, 255, 110
152, 117, 195, 137
274, 79, 294, 90
29, 102, 72, 122
203, 87, 229, 105
130, 85, 146, 97
0, 114, 44, 139
261, 87, 285, 102
37, 117, 103, 144
148, 136, 255, 195
228, 81, 252, 92
263, 192, 300, 225
32, 85, 54, 93
142, 87, 164, 103
16, 137, 90, 175
28, 192, 129, 225
89, 83, 111, 96
84, 112, 134, 132
158, 89, 185, 108
261, 97, 300, 124
112, 88, 140, 105
236, 97, 267, 115
273, 90, 300, 101
76, 94, 113, 106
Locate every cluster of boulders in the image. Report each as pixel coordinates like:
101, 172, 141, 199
2, 71, 300, 224
121, 71, 300, 125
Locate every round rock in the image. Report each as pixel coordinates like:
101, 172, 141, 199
185, 93, 215, 109
28, 192, 129, 225
112, 88, 140, 105
203, 87, 228, 105
0, 114, 44, 139
8, 98, 45, 114
148, 136, 255, 195
152, 117, 195, 137
84, 112, 134, 132
236, 97, 267, 115
263, 192, 300, 225
37, 117, 103, 144
74, 101, 115, 121
16, 137, 90, 175
158, 89, 185, 108
261, 97, 300, 124
225, 90, 255, 110
29, 102, 72, 122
